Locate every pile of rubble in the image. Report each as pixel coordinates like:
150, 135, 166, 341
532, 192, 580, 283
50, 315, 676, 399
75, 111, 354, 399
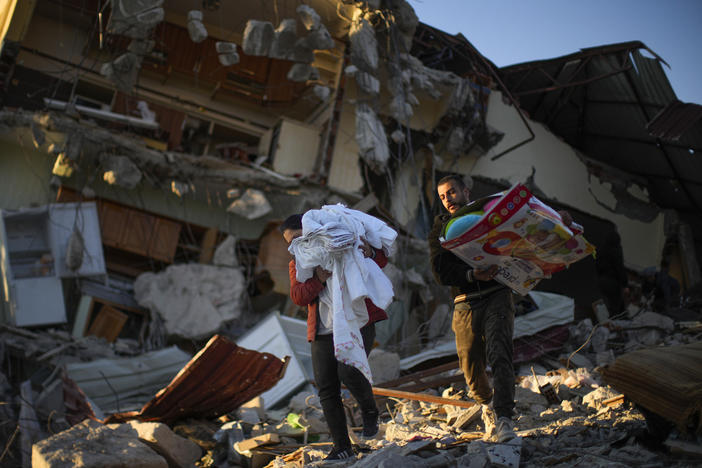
4, 309, 698, 467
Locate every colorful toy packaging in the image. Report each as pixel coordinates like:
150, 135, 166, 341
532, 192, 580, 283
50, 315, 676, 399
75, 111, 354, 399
440, 183, 596, 295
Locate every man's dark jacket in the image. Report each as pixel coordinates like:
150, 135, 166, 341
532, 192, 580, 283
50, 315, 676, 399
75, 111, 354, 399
428, 213, 501, 297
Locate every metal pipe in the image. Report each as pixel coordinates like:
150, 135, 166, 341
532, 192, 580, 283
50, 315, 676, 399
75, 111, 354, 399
43, 98, 160, 130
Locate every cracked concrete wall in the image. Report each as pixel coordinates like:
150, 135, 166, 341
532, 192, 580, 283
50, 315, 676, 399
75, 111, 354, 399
467, 91, 665, 271
0, 135, 55, 209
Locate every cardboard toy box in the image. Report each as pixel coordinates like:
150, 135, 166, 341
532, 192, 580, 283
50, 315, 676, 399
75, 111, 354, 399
440, 183, 595, 295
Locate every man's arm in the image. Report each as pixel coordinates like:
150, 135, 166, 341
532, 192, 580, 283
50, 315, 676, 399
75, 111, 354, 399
288, 260, 325, 306
372, 247, 388, 268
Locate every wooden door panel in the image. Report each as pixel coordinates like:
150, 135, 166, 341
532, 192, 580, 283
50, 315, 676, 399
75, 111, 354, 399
121, 211, 154, 256
148, 218, 182, 263
99, 202, 129, 248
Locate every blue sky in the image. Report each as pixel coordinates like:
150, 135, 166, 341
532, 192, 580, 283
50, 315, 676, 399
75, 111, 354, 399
410, 0, 702, 104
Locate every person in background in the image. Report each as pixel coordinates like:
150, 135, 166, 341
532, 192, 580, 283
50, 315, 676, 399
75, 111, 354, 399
280, 214, 387, 460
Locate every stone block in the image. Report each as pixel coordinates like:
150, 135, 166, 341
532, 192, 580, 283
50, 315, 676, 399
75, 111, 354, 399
126, 421, 201, 468
242, 20, 274, 56
296, 5, 321, 31
32, 419, 167, 468
485, 438, 522, 468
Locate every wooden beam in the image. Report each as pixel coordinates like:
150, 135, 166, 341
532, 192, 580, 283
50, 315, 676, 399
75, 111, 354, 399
199, 228, 219, 264
372, 387, 476, 408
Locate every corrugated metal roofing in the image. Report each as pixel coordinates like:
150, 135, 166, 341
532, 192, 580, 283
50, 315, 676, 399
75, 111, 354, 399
647, 100, 702, 141
104, 335, 288, 424
601, 341, 702, 434
499, 41, 702, 218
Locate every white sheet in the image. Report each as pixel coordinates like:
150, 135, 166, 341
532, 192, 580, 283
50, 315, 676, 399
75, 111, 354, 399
289, 204, 397, 382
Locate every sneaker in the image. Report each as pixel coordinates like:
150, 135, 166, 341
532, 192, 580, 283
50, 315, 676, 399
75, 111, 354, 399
324, 446, 355, 461
361, 409, 379, 439
481, 403, 497, 442
495, 417, 517, 443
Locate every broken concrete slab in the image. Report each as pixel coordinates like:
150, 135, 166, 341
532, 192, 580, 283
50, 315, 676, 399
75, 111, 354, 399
349, 16, 378, 72
297, 24, 335, 51
484, 438, 522, 468
355, 104, 389, 169
124, 421, 201, 468
269, 19, 297, 60
32, 419, 167, 468
226, 188, 272, 219
127, 39, 155, 56
107, 0, 164, 39
313, 85, 331, 101
287, 41, 315, 63
296, 4, 321, 32
216, 42, 239, 66
287, 63, 316, 82
242, 20, 275, 57
356, 70, 381, 95
101, 154, 142, 189
134, 263, 246, 339
452, 404, 482, 430
212, 235, 239, 268
187, 10, 208, 43
100, 52, 141, 93
369, 348, 401, 383
235, 433, 280, 453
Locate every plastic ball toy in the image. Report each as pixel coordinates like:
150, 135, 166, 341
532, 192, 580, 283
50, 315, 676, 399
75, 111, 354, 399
445, 212, 483, 240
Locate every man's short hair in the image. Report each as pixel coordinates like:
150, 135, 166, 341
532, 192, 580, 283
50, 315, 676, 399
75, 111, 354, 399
437, 174, 467, 190
279, 214, 303, 233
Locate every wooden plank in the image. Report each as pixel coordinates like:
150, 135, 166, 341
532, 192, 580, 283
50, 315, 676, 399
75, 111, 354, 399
199, 228, 218, 264
87, 306, 128, 343
602, 394, 625, 407
372, 387, 476, 408
378, 360, 460, 388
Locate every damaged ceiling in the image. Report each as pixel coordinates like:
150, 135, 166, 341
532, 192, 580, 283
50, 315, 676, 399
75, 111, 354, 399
498, 41, 702, 218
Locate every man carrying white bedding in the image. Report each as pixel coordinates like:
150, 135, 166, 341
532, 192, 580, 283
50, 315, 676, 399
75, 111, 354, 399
429, 174, 516, 443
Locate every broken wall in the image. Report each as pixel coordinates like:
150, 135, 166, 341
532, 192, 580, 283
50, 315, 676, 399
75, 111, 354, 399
389, 156, 424, 229
0, 130, 317, 241
0, 136, 55, 209
467, 91, 666, 272
327, 75, 365, 192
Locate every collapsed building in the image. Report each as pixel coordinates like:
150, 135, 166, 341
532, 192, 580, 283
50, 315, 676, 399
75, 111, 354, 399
0, 0, 701, 467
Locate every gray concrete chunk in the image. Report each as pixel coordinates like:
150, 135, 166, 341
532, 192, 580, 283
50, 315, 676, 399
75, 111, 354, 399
32, 419, 167, 468
269, 19, 297, 59
296, 4, 321, 31
125, 421, 201, 468
187, 10, 208, 43
242, 20, 275, 56
349, 18, 378, 72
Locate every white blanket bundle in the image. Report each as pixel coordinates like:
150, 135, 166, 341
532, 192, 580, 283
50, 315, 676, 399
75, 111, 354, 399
289, 204, 397, 382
